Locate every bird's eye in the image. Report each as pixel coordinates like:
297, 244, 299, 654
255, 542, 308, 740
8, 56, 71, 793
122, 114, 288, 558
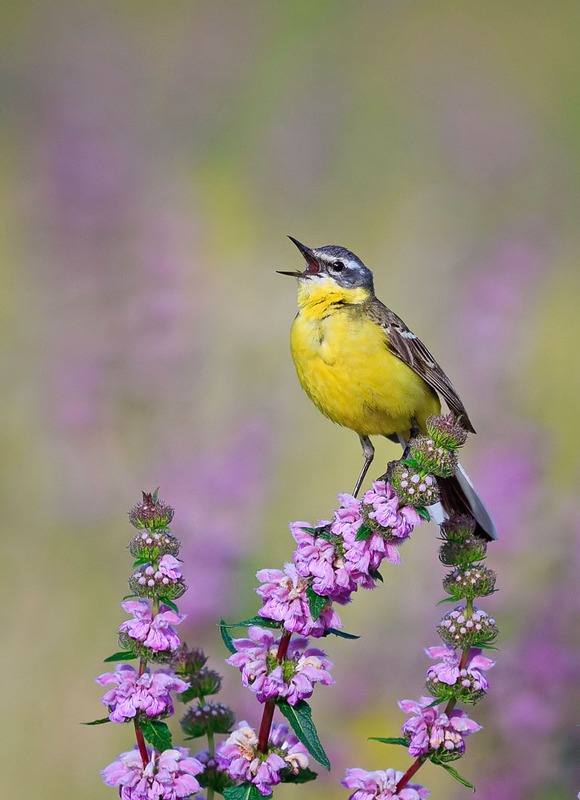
332, 260, 345, 272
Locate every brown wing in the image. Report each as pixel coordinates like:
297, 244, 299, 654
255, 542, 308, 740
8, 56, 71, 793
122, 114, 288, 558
365, 298, 476, 433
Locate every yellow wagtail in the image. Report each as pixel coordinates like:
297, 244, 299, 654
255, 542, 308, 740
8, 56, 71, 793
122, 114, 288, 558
279, 237, 497, 541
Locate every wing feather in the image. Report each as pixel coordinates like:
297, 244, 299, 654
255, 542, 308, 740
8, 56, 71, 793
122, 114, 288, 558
365, 298, 476, 433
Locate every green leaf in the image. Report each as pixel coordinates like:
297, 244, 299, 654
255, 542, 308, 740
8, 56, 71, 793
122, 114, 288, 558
433, 760, 476, 791
323, 627, 360, 640
280, 767, 318, 784
277, 699, 330, 770
369, 568, 383, 583
369, 736, 409, 748
220, 616, 281, 630
219, 619, 237, 654
82, 717, 111, 726
401, 457, 420, 468
355, 523, 373, 541
299, 526, 318, 535
132, 557, 151, 568
224, 783, 266, 800
103, 651, 137, 662
306, 586, 327, 621
152, 487, 159, 502
437, 596, 458, 605
478, 643, 499, 651
159, 597, 179, 613
417, 507, 431, 521
140, 719, 172, 751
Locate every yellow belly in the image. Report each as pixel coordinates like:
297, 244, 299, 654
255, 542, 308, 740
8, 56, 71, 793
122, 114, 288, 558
290, 305, 440, 439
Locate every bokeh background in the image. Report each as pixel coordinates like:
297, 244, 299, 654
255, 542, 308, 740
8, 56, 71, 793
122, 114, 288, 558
2, 2, 579, 798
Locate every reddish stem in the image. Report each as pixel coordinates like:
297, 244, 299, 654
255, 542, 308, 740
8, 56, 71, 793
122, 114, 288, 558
134, 719, 150, 766
395, 755, 426, 791
396, 645, 472, 793
257, 630, 292, 753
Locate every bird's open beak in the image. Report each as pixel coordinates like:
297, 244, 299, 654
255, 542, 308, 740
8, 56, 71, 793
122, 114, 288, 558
277, 236, 320, 277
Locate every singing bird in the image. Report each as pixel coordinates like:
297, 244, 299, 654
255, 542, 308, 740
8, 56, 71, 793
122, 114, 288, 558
279, 237, 497, 541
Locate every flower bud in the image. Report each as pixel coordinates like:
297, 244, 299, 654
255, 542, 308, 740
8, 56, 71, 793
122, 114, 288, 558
409, 435, 458, 478
128, 570, 186, 601
193, 748, 235, 793
129, 491, 174, 530
129, 530, 180, 560
179, 668, 223, 702
426, 413, 469, 449
437, 605, 498, 648
181, 701, 236, 738
443, 566, 496, 601
172, 645, 209, 676
390, 462, 439, 507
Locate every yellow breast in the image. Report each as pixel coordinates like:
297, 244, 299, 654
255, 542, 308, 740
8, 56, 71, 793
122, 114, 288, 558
290, 279, 440, 438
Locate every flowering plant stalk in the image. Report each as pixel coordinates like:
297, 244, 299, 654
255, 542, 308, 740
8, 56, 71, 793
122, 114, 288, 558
91, 414, 497, 799
89, 490, 236, 800
219, 414, 498, 799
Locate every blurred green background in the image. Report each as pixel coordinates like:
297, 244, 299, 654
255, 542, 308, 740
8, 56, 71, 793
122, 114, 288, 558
1, 1, 579, 798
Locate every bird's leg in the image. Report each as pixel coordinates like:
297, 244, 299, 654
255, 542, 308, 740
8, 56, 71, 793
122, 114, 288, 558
353, 435, 375, 498
401, 418, 420, 460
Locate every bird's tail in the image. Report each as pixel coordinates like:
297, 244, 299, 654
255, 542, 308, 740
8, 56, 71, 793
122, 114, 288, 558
437, 462, 497, 541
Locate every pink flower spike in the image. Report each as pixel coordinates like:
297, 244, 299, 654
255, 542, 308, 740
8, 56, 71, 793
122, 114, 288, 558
102, 746, 203, 799
400, 696, 481, 757
342, 766, 430, 799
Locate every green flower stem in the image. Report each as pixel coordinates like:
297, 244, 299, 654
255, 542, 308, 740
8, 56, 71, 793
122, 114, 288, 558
206, 727, 215, 800
396, 598, 475, 794
257, 631, 292, 753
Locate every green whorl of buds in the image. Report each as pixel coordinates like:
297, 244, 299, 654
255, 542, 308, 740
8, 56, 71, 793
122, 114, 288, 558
178, 668, 223, 703
437, 606, 498, 649
117, 631, 175, 664
129, 491, 174, 530
426, 671, 487, 706
172, 645, 208, 676
409, 435, 458, 478
443, 566, 496, 601
195, 753, 235, 793
390, 462, 439, 507
426, 413, 469, 449
129, 569, 186, 601
439, 514, 487, 566
129, 530, 180, 560
180, 701, 236, 738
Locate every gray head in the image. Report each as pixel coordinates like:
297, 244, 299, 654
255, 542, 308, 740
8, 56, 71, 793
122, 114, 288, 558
279, 237, 375, 292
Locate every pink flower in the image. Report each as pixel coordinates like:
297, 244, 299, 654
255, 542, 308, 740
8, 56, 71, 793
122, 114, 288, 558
96, 664, 189, 722
227, 626, 333, 705
157, 555, 183, 581
291, 522, 358, 602
362, 481, 422, 538
118, 600, 185, 653
217, 721, 308, 796
101, 746, 203, 799
425, 645, 495, 691
342, 767, 430, 799
256, 564, 342, 637
399, 696, 481, 757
